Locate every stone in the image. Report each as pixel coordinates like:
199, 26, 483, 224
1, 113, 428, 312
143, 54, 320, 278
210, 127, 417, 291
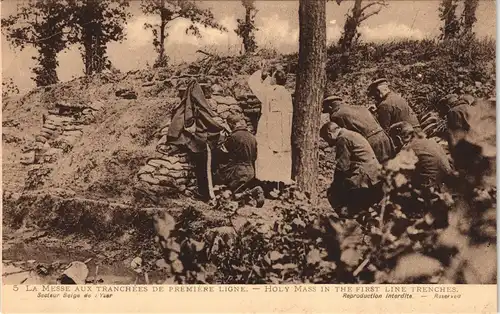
150, 155, 189, 166
155, 175, 177, 187
243, 107, 261, 114
46, 114, 74, 124
159, 170, 190, 179
216, 104, 230, 114
247, 98, 261, 105
158, 161, 193, 172
212, 95, 237, 105
20, 151, 36, 165
41, 127, 61, 137
35, 135, 48, 143
229, 104, 243, 112
148, 158, 174, 168
43, 121, 61, 131
40, 131, 55, 140
138, 173, 160, 185
138, 164, 157, 175
63, 125, 84, 131
211, 84, 224, 95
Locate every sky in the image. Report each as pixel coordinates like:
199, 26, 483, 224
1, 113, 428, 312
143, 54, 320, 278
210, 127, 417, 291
1, 0, 497, 92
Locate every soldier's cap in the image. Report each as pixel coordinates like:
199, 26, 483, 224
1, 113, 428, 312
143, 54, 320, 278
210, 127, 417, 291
439, 93, 470, 109
438, 94, 459, 106
323, 95, 343, 104
389, 121, 414, 139
367, 78, 389, 94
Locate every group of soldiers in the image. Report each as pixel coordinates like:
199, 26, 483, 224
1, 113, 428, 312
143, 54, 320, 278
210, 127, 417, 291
209, 70, 485, 215
320, 78, 488, 216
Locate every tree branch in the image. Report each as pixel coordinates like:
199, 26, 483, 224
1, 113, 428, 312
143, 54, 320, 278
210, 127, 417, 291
196, 49, 213, 56
359, 7, 383, 23
360, 1, 386, 14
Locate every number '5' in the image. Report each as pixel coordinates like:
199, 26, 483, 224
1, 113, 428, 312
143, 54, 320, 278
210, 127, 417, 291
13, 285, 19, 292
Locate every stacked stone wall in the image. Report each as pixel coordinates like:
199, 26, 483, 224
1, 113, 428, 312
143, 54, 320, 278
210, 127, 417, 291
20, 102, 101, 189
135, 83, 263, 198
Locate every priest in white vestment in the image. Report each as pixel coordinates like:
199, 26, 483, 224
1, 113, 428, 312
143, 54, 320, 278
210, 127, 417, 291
248, 68, 294, 185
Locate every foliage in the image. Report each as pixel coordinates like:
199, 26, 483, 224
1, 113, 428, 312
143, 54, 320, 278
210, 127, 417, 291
235, 0, 258, 54
2, 0, 130, 81
1, 0, 71, 86
150, 115, 495, 283
140, 0, 227, 68
325, 38, 495, 139
2, 78, 20, 98
146, 101, 496, 284
66, 0, 131, 75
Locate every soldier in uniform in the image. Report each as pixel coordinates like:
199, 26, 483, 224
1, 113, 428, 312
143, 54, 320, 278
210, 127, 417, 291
389, 122, 453, 189
323, 95, 394, 163
320, 122, 383, 216
367, 78, 421, 132
214, 113, 265, 207
441, 94, 476, 148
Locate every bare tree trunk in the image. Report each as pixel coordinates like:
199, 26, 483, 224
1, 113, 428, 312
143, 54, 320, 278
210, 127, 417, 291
83, 33, 93, 75
292, 0, 327, 203
339, 0, 362, 54
159, 0, 166, 61
440, 0, 460, 39
243, 6, 252, 52
462, 0, 479, 36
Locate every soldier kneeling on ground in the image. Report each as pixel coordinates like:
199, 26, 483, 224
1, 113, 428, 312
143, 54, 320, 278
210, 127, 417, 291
320, 122, 384, 218
389, 121, 453, 190
214, 113, 265, 207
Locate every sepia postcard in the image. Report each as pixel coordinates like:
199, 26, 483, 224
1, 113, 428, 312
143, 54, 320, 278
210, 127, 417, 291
1, 0, 497, 312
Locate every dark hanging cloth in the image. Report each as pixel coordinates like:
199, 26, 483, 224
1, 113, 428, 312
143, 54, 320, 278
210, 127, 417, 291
166, 80, 226, 201
167, 79, 226, 153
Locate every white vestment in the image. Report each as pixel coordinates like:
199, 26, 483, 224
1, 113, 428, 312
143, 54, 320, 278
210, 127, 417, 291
248, 70, 293, 184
